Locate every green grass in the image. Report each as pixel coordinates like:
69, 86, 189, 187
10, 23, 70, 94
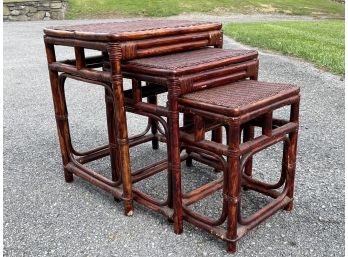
66, 0, 344, 19
224, 20, 344, 75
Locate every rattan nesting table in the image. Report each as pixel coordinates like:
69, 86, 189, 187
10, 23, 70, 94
43, 20, 224, 234
43, 20, 299, 253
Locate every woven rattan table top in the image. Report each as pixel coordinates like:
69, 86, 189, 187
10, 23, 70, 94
44, 20, 222, 42
179, 80, 299, 116
123, 48, 258, 76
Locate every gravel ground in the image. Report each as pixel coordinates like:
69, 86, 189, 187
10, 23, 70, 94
3, 18, 344, 257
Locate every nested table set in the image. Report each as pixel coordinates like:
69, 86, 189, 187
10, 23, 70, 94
44, 20, 299, 253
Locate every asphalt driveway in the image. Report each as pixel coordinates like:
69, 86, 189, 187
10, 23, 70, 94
3, 19, 345, 257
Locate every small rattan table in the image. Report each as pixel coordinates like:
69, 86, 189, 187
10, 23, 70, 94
43, 20, 223, 233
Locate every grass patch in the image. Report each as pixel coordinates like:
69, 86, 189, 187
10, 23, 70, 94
224, 20, 344, 75
66, 0, 344, 19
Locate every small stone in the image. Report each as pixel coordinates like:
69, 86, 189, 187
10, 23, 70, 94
50, 2, 62, 9
3, 5, 10, 16
31, 11, 46, 20
10, 10, 20, 16
9, 15, 27, 21
43, 17, 50, 21
41, 1, 50, 7
45, 12, 50, 17
16, 15, 28, 21
50, 11, 64, 19
20, 6, 30, 15
29, 6, 37, 13
37, 6, 50, 11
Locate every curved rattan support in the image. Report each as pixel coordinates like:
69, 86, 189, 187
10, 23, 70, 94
187, 128, 292, 246
59, 72, 170, 206
59, 72, 122, 184
59, 73, 156, 157
126, 106, 171, 207
156, 121, 166, 136
127, 107, 169, 137
237, 133, 293, 226
68, 154, 119, 187
240, 137, 290, 191
183, 204, 227, 227
238, 187, 289, 226
60, 73, 175, 206
125, 102, 177, 209
133, 188, 168, 207
65, 162, 125, 200
58, 73, 115, 156
181, 144, 227, 173
180, 145, 228, 227
129, 121, 152, 141
59, 72, 177, 210
133, 189, 174, 218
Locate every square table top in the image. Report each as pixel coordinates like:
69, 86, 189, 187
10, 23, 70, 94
44, 20, 222, 42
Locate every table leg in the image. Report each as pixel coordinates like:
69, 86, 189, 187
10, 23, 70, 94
147, 94, 159, 150
226, 123, 241, 253
168, 85, 183, 234
108, 43, 133, 216
284, 101, 299, 211
183, 113, 193, 167
105, 87, 121, 204
45, 41, 73, 183
211, 127, 223, 172
243, 125, 254, 177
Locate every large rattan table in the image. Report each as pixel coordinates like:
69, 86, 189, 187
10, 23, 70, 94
43, 20, 223, 234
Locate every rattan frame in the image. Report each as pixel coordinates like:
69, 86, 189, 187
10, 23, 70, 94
43, 20, 223, 233
177, 81, 300, 252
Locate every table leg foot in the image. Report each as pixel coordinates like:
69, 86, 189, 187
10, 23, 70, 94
284, 201, 293, 211
185, 158, 192, 167
227, 242, 237, 253
152, 140, 159, 150
124, 201, 134, 216
64, 169, 74, 183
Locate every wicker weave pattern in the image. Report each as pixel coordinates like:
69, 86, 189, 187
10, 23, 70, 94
182, 80, 298, 109
125, 48, 258, 70
48, 20, 216, 34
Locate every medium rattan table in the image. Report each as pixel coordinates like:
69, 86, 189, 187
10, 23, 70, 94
43, 20, 223, 234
